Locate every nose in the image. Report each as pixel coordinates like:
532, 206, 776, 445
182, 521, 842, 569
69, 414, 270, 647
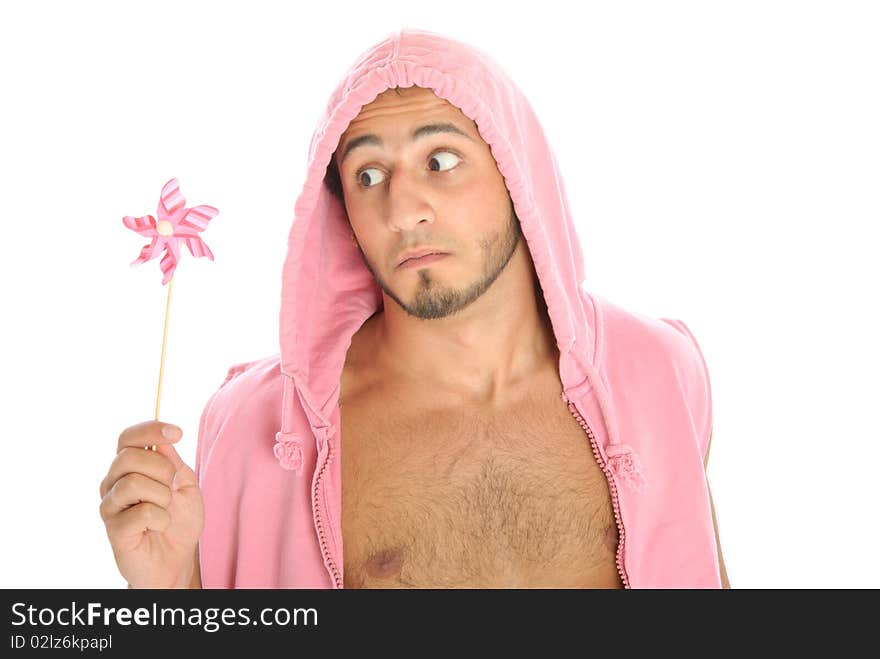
385, 168, 436, 233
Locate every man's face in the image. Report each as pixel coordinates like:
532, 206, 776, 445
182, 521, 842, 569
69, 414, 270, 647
335, 85, 521, 320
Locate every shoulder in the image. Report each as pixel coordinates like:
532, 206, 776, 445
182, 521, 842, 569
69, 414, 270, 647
208, 354, 284, 413
195, 353, 284, 479
589, 292, 714, 460
590, 292, 709, 374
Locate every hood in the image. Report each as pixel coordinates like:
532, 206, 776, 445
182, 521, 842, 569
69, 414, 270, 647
277, 27, 620, 464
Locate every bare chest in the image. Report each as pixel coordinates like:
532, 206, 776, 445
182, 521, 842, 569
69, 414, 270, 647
338, 384, 623, 589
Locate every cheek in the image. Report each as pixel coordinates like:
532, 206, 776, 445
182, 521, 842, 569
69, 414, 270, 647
351, 230, 392, 269
457, 164, 510, 211
443, 175, 509, 235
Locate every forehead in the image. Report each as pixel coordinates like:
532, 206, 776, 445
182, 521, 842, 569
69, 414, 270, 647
340, 85, 479, 139
356, 85, 455, 116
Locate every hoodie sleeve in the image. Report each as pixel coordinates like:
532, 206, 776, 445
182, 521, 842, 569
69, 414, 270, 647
659, 318, 714, 466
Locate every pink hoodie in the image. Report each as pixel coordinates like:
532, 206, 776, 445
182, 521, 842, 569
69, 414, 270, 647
195, 27, 721, 588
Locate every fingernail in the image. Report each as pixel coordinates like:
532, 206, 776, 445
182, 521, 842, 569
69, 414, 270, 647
162, 424, 181, 440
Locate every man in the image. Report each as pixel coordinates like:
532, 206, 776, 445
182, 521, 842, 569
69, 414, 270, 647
101, 28, 729, 589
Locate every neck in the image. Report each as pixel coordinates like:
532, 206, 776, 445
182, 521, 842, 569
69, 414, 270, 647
366, 244, 558, 408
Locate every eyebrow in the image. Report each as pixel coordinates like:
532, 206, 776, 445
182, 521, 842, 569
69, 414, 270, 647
338, 122, 475, 166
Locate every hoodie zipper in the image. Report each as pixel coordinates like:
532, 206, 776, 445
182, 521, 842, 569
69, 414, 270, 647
313, 438, 343, 588
562, 391, 630, 589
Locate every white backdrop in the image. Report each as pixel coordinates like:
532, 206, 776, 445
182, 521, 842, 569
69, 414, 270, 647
1, 0, 877, 589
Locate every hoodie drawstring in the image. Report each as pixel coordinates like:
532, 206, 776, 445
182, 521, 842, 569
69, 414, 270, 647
274, 373, 305, 475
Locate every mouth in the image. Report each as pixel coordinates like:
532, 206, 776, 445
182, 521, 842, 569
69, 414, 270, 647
397, 252, 450, 269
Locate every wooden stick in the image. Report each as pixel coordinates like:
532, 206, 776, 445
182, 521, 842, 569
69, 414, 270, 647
147, 251, 177, 452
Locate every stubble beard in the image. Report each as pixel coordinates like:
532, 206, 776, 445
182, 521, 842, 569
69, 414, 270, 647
355, 202, 522, 321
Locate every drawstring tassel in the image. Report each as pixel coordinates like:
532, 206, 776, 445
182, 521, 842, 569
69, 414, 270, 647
274, 431, 305, 476
605, 444, 650, 494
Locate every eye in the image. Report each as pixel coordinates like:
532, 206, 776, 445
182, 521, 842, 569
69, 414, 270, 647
356, 167, 386, 189
428, 150, 461, 172
354, 150, 462, 189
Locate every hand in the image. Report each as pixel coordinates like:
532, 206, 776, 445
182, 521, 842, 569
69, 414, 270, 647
99, 420, 204, 588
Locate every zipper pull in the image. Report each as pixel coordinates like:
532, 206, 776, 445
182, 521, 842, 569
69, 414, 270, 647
313, 424, 335, 449
605, 444, 650, 494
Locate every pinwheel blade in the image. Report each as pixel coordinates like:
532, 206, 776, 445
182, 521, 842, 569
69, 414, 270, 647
159, 239, 182, 285
122, 214, 157, 237
177, 204, 219, 236
157, 178, 186, 222
184, 236, 215, 261
130, 236, 160, 265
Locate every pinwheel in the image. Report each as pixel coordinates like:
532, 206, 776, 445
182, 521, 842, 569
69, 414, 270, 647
123, 178, 218, 450
123, 177, 217, 285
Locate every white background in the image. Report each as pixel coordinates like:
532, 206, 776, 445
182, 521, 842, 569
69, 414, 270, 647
1, 0, 877, 589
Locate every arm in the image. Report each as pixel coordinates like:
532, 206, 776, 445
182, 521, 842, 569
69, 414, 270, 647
704, 428, 731, 589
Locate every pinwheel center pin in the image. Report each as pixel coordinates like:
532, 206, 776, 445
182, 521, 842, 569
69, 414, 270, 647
156, 219, 174, 236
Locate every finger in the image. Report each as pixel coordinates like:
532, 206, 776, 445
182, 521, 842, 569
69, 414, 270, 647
154, 440, 187, 475
170, 461, 198, 492
117, 420, 182, 454
100, 447, 176, 500
100, 472, 173, 521
98, 444, 189, 499
104, 502, 172, 544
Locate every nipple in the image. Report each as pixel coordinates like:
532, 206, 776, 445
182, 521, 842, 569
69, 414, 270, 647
364, 548, 404, 579
603, 524, 620, 554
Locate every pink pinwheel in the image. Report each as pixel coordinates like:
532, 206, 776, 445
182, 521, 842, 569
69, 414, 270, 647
121, 177, 219, 451
123, 177, 217, 285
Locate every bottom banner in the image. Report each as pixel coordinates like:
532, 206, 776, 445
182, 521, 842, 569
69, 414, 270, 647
1, 588, 871, 652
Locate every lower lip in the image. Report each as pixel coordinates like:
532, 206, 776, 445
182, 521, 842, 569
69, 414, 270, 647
399, 253, 449, 269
